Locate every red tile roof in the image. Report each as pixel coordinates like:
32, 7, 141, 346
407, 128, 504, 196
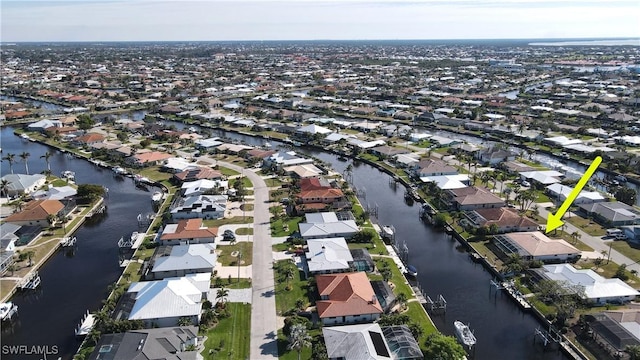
5, 199, 64, 222
160, 219, 218, 240
316, 272, 383, 319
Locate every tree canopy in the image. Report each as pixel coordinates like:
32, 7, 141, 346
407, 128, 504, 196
423, 333, 467, 360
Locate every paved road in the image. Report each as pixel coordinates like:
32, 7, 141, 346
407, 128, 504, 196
218, 161, 279, 359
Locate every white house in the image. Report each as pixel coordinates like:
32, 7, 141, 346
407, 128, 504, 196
1, 174, 47, 197
147, 243, 217, 280
171, 195, 227, 220
536, 264, 639, 305
306, 237, 354, 275
124, 273, 211, 327
546, 183, 605, 204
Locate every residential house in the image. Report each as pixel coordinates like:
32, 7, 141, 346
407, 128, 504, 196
369, 146, 410, 159
4, 199, 65, 227
465, 207, 539, 233
493, 232, 581, 263
158, 218, 218, 246
477, 147, 516, 165
173, 167, 223, 183
532, 264, 639, 305
117, 273, 210, 327
145, 243, 217, 280
162, 158, 199, 174
263, 151, 313, 169
584, 308, 640, 355
448, 186, 505, 211
306, 237, 354, 275
578, 202, 640, 227
411, 158, 457, 179
126, 151, 172, 167
27, 119, 62, 133
1, 174, 47, 197
170, 195, 227, 220
284, 164, 324, 179
88, 326, 201, 360
299, 212, 360, 240
73, 132, 105, 147
181, 179, 228, 197
316, 272, 384, 325
519, 170, 564, 186
32, 185, 77, 200
546, 183, 605, 204
322, 323, 393, 360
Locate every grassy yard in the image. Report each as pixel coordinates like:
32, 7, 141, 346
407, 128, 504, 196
138, 166, 173, 183
212, 277, 253, 289
608, 240, 640, 264
274, 260, 310, 315
235, 227, 254, 235
201, 303, 251, 360
277, 329, 317, 360
547, 230, 594, 251
575, 259, 640, 284
264, 178, 285, 187
469, 240, 503, 268
271, 216, 304, 237
405, 301, 438, 341
566, 216, 607, 237
203, 216, 253, 227
372, 258, 413, 302
534, 191, 551, 203
217, 242, 253, 266
218, 166, 240, 177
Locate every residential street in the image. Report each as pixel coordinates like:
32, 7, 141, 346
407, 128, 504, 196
218, 161, 279, 359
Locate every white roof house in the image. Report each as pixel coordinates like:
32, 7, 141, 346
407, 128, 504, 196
420, 174, 470, 190
299, 221, 360, 240
171, 195, 227, 220
126, 272, 211, 327
544, 136, 582, 147
150, 244, 217, 280
520, 170, 564, 185
538, 264, 639, 305
546, 183, 605, 204
305, 212, 339, 223
163, 157, 199, 173
306, 237, 353, 274
296, 124, 332, 135
195, 137, 223, 149
32, 185, 77, 200
181, 179, 228, 197
1, 174, 47, 197
265, 151, 313, 167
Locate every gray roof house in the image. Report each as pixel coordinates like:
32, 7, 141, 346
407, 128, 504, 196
119, 273, 211, 328
578, 202, 640, 227
146, 243, 217, 280
323, 323, 392, 360
299, 221, 359, 240
1, 174, 47, 197
88, 326, 201, 360
305, 237, 354, 275
32, 185, 78, 200
171, 195, 227, 220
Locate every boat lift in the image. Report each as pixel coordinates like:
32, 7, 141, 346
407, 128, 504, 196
19, 271, 41, 290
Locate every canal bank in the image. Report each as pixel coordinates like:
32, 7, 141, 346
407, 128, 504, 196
0, 126, 157, 360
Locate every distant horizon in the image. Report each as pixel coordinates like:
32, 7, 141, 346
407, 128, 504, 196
2, 36, 639, 45
2, 1, 638, 42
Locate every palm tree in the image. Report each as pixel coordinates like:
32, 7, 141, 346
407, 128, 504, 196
284, 266, 295, 289
2, 153, 16, 174
626, 345, 640, 360
24, 250, 35, 267
19, 152, 30, 175
287, 323, 312, 360
216, 287, 229, 308
0, 179, 9, 198
40, 151, 53, 172
570, 231, 581, 245
396, 292, 408, 310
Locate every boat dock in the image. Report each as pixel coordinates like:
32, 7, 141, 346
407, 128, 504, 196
60, 236, 77, 247
502, 280, 532, 310
18, 271, 41, 290
75, 310, 95, 337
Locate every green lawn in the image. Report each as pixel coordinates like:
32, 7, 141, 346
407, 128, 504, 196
405, 301, 438, 340
575, 259, 640, 283
138, 166, 173, 182
565, 216, 607, 237
217, 242, 253, 266
534, 191, 551, 203
271, 216, 304, 237
201, 303, 251, 360
218, 166, 240, 177
264, 178, 285, 187
274, 260, 310, 315
214, 278, 252, 289
547, 230, 594, 251
608, 240, 640, 264
235, 227, 254, 235
277, 329, 315, 360
203, 216, 253, 227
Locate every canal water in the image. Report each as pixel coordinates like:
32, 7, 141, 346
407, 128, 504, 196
0, 126, 156, 360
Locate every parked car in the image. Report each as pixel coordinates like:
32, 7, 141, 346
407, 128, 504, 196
223, 229, 236, 241
521, 180, 531, 187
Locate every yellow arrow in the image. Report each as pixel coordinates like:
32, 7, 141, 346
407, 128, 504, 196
545, 156, 602, 233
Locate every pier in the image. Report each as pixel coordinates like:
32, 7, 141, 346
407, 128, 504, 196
59, 236, 77, 247
18, 271, 41, 290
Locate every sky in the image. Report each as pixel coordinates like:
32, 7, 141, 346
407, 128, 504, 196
1, 0, 639, 42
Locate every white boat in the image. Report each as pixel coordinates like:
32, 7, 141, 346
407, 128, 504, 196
20, 133, 30, 140
0, 302, 18, 321
263, 142, 272, 149
454, 321, 476, 348
151, 191, 162, 202
113, 166, 127, 175
61, 170, 75, 180
380, 225, 394, 240
406, 265, 418, 277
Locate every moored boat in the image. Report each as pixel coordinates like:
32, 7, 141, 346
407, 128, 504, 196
151, 191, 162, 203
454, 320, 476, 348
0, 302, 18, 321
406, 264, 418, 277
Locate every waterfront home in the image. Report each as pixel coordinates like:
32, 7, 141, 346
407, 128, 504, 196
532, 264, 639, 305
1, 173, 46, 197
4, 199, 65, 227
420, 174, 470, 190
316, 272, 384, 325
27, 119, 62, 133
306, 237, 354, 275
170, 195, 227, 220
447, 186, 506, 211
162, 157, 199, 173
393, 153, 421, 168
263, 151, 313, 169
72, 132, 105, 147
215, 143, 253, 155
158, 218, 218, 246
284, 163, 324, 179
322, 323, 393, 360
369, 145, 410, 159
493, 232, 581, 263
411, 158, 458, 178
173, 167, 223, 183
578, 202, 640, 227
194, 137, 223, 150
464, 207, 538, 233
118, 273, 210, 327
545, 183, 605, 204
126, 151, 172, 167
32, 185, 77, 200
180, 179, 228, 197
299, 212, 359, 240
584, 307, 640, 356
519, 170, 564, 186
88, 326, 200, 360
145, 243, 217, 280
477, 147, 516, 165
297, 187, 345, 205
